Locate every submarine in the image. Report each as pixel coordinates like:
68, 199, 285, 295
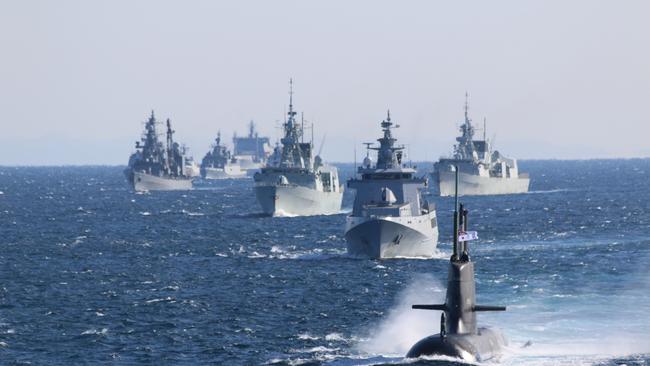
406, 167, 507, 362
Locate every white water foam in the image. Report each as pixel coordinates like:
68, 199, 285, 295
356, 274, 445, 357
273, 210, 299, 218
526, 188, 572, 195
274, 209, 345, 218
498, 254, 650, 366
181, 209, 204, 216
347, 269, 650, 366
268, 245, 347, 260
290, 346, 340, 354
81, 328, 108, 336
248, 251, 267, 259
393, 248, 450, 260
297, 332, 320, 341
324, 332, 349, 342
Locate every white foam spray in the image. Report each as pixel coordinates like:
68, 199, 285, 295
498, 248, 650, 366
356, 273, 445, 357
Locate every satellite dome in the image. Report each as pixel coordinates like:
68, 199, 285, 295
363, 156, 373, 168
381, 187, 397, 205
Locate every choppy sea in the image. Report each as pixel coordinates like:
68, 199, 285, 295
1, 160, 649, 365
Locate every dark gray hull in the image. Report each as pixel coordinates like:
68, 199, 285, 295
406, 328, 506, 362
345, 213, 438, 259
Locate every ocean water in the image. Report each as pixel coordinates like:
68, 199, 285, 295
0, 160, 649, 365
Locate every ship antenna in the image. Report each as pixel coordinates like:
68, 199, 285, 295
256, 122, 260, 161
353, 141, 357, 175
483, 117, 487, 142
363, 142, 373, 157
452, 164, 460, 260
286, 78, 298, 126
301, 112, 305, 143
318, 133, 327, 156
464, 91, 469, 124
289, 78, 294, 113
408, 144, 412, 168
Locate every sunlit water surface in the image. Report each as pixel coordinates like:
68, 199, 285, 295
0, 160, 649, 365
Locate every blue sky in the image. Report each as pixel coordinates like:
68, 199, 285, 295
0, 0, 648, 165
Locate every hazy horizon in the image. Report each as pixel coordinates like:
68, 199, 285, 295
1, 0, 649, 165
3, 156, 650, 168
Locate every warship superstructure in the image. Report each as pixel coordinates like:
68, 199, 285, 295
407, 173, 507, 361
345, 112, 438, 259
184, 156, 201, 178
432, 94, 530, 196
233, 121, 272, 173
125, 111, 193, 191
253, 80, 343, 216
200, 132, 246, 179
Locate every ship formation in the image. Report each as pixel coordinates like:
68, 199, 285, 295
122, 89, 531, 361
252, 80, 343, 216
345, 112, 438, 259
200, 131, 246, 179
125, 111, 193, 192
432, 93, 530, 196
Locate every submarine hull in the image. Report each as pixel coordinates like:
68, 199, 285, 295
406, 328, 506, 362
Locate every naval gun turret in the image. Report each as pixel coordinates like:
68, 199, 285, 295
406, 167, 507, 362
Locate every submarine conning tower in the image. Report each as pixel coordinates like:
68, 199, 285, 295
406, 167, 506, 361
411, 205, 505, 336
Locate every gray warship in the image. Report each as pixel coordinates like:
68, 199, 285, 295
432, 94, 530, 196
253, 80, 343, 216
125, 111, 193, 191
200, 131, 246, 179
345, 112, 439, 259
407, 171, 507, 362
232, 121, 272, 173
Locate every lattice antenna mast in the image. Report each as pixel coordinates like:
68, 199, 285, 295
464, 91, 470, 125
